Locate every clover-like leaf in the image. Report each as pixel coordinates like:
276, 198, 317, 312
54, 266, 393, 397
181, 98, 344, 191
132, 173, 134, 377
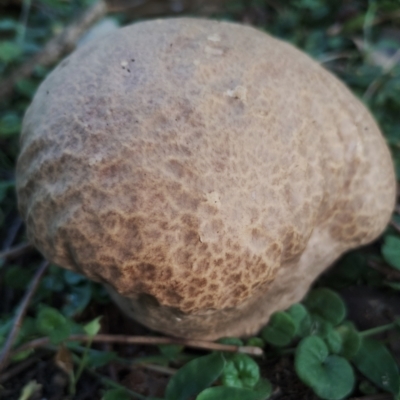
261, 311, 296, 347
36, 307, 71, 344
197, 378, 272, 400
304, 288, 346, 326
336, 322, 361, 360
165, 352, 225, 400
352, 338, 400, 394
246, 337, 265, 348
221, 353, 260, 389
295, 336, 355, 400
382, 235, 400, 270
287, 303, 312, 337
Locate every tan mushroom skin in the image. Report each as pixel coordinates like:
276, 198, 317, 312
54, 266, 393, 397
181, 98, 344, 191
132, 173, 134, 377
17, 18, 396, 339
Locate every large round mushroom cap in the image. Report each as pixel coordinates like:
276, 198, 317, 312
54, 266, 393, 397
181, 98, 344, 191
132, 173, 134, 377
16, 18, 396, 339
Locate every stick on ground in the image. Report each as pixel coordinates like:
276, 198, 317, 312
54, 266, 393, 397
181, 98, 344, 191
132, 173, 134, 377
0, 260, 49, 373
13, 333, 264, 358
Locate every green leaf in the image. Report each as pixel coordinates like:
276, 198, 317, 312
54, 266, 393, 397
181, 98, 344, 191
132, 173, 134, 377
64, 270, 88, 285
336, 322, 361, 360
197, 378, 272, 400
19, 380, 42, 400
87, 349, 117, 368
295, 336, 355, 400
5, 266, 33, 289
102, 388, 130, 400
245, 337, 265, 348
36, 307, 71, 344
0, 41, 22, 63
221, 354, 260, 389
165, 352, 225, 400
304, 288, 346, 326
16, 79, 38, 98
0, 181, 14, 203
0, 113, 21, 137
359, 380, 379, 395
287, 303, 312, 337
382, 235, 400, 270
261, 311, 296, 347
62, 283, 92, 317
352, 338, 400, 394
159, 344, 184, 359
84, 316, 102, 337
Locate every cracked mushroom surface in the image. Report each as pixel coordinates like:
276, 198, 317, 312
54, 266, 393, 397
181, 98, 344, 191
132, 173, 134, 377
16, 18, 396, 339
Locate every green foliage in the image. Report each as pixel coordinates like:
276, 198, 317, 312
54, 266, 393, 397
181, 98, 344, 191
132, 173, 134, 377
287, 303, 312, 337
83, 316, 102, 337
0, 41, 22, 63
0, 112, 21, 137
158, 344, 185, 360
382, 235, 400, 270
304, 288, 346, 325
165, 352, 225, 400
295, 336, 355, 400
2, 1, 400, 398
245, 337, 265, 348
261, 311, 296, 346
352, 338, 400, 394
197, 378, 272, 400
36, 307, 71, 344
336, 322, 361, 360
221, 353, 260, 389
102, 388, 131, 400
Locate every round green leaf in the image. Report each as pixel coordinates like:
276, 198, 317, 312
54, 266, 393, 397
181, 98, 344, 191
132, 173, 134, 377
382, 235, 400, 270
295, 336, 355, 400
246, 337, 265, 348
261, 311, 296, 347
336, 322, 361, 360
353, 338, 400, 394
165, 352, 225, 400
197, 378, 272, 400
287, 303, 312, 337
36, 307, 71, 344
221, 354, 260, 389
304, 288, 346, 325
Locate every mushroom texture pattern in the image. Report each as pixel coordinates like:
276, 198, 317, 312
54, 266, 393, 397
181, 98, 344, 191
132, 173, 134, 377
16, 18, 396, 339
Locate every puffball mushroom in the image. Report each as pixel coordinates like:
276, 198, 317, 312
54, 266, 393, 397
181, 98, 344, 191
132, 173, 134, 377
16, 18, 396, 340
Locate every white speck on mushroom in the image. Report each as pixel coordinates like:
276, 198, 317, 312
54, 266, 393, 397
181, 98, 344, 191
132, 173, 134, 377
193, 59, 200, 66
225, 85, 247, 102
120, 60, 128, 68
207, 34, 221, 42
204, 45, 224, 56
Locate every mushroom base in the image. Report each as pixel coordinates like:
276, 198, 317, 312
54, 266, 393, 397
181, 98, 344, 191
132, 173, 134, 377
105, 227, 346, 340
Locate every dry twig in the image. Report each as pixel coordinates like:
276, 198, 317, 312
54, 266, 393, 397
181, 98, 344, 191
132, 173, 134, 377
0, 0, 108, 99
0, 260, 49, 373
137, 363, 177, 376
0, 354, 42, 383
13, 333, 264, 358
368, 260, 400, 281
